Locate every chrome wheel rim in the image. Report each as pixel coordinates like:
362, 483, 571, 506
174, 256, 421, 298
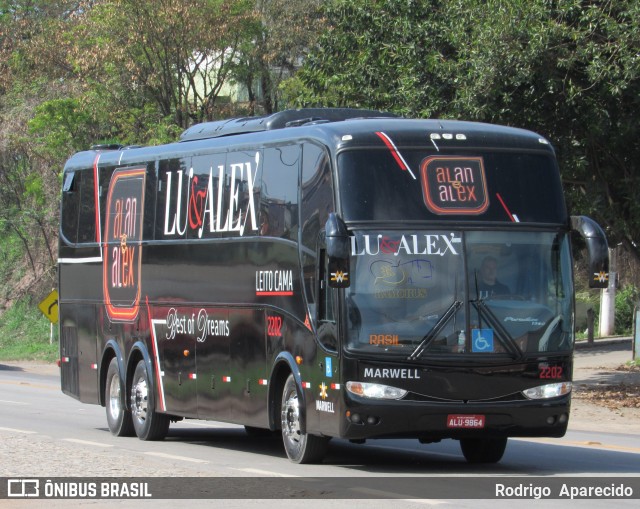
108, 375, 122, 420
131, 375, 149, 423
281, 388, 302, 446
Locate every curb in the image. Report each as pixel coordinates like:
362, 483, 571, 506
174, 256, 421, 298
574, 336, 632, 349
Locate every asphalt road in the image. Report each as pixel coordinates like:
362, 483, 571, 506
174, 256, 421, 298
1, 341, 639, 507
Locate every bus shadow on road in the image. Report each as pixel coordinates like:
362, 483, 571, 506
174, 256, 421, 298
0, 364, 24, 372
160, 425, 640, 474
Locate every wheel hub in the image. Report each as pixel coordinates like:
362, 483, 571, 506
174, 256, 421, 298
282, 392, 301, 442
131, 376, 149, 422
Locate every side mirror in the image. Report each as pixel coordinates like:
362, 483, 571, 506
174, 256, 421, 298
571, 216, 609, 288
325, 213, 350, 288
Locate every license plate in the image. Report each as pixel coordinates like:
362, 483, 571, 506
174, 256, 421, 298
447, 414, 485, 429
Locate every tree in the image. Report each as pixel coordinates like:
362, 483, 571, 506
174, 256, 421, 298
447, 0, 640, 263
0, 1, 86, 299
112, 0, 257, 128
284, 0, 458, 117
287, 0, 640, 264
27, 0, 258, 129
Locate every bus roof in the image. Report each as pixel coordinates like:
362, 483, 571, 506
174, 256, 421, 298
63, 109, 554, 172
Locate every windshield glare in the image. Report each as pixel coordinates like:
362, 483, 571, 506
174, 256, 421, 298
345, 230, 573, 357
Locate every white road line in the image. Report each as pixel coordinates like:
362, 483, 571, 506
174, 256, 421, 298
0, 426, 37, 434
62, 438, 114, 448
0, 399, 29, 405
145, 452, 209, 464
232, 468, 297, 477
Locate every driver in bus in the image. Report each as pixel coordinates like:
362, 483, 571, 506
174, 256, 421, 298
476, 255, 510, 298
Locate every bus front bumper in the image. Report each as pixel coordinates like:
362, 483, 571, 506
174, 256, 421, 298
340, 396, 571, 441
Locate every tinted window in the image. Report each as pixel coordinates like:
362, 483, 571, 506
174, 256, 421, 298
61, 171, 80, 244
338, 149, 567, 224
260, 145, 299, 241
300, 143, 334, 314
156, 158, 188, 239
77, 168, 97, 243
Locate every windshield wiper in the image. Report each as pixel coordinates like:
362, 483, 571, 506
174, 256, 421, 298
472, 299, 524, 360
408, 300, 462, 361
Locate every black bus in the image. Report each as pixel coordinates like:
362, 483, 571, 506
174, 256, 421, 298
58, 108, 608, 463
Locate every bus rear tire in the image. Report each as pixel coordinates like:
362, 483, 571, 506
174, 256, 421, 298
280, 374, 328, 463
460, 437, 507, 463
130, 360, 169, 441
105, 358, 134, 437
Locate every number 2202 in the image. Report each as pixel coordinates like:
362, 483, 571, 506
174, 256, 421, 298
539, 366, 563, 379
267, 315, 282, 337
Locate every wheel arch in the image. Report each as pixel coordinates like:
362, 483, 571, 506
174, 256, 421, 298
99, 340, 124, 407
268, 352, 306, 432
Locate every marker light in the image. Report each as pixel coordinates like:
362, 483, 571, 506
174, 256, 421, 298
522, 382, 572, 400
346, 381, 407, 400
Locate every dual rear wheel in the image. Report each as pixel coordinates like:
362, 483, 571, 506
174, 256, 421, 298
105, 358, 169, 441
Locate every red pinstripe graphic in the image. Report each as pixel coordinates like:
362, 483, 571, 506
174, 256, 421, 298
375, 131, 417, 179
145, 296, 166, 412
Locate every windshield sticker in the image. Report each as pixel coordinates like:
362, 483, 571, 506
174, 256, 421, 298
472, 329, 494, 353
352, 233, 461, 257
369, 259, 432, 299
375, 131, 417, 179
371, 259, 432, 285
420, 156, 489, 215
369, 334, 400, 345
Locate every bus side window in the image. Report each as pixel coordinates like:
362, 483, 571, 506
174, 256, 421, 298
77, 168, 97, 244
61, 171, 80, 245
261, 145, 299, 240
300, 142, 333, 324
317, 247, 338, 352
319, 248, 336, 323
156, 158, 187, 240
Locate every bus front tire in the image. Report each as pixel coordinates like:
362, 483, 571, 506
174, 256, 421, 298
130, 359, 169, 441
460, 437, 508, 463
280, 374, 328, 463
105, 357, 134, 437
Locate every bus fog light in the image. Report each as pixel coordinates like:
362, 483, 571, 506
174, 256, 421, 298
346, 381, 407, 400
522, 382, 572, 400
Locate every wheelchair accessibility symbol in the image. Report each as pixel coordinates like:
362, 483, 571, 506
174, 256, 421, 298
472, 329, 494, 353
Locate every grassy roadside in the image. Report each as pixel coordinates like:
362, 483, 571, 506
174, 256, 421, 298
0, 298, 58, 362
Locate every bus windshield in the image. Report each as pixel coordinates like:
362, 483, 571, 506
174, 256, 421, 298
345, 230, 574, 357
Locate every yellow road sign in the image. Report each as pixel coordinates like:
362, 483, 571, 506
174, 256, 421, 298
38, 290, 59, 324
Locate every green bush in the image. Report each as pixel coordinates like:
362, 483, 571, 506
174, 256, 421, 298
0, 298, 57, 362
615, 284, 639, 335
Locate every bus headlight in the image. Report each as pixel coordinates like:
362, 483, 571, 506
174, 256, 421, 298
522, 382, 572, 400
346, 381, 407, 400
